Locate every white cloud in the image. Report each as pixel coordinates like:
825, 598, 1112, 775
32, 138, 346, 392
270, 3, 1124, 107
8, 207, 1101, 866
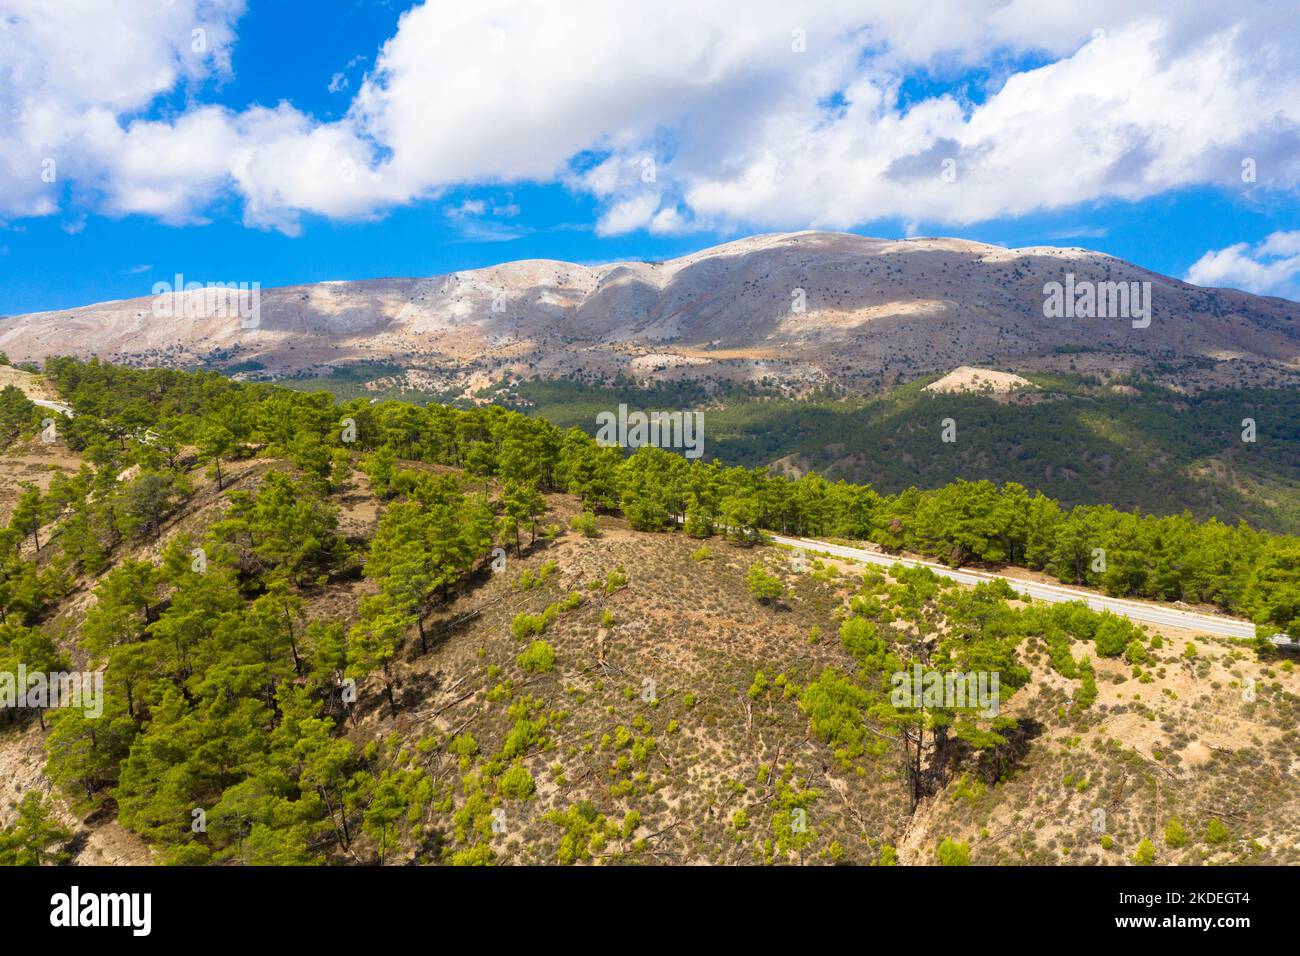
443, 195, 528, 242
2, 1, 1298, 236
447, 199, 487, 218
1185, 231, 1300, 300
0, 0, 244, 219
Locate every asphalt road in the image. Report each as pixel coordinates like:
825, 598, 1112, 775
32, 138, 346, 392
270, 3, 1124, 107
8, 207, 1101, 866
772, 533, 1258, 639
31, 398, 74, 418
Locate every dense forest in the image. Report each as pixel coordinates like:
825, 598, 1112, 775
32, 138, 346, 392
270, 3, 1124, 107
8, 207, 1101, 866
0, 357, 1295, 864
507, 374, 1300, 535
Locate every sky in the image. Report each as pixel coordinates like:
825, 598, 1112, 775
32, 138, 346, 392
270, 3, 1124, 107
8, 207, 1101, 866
1, 0, 1299, 316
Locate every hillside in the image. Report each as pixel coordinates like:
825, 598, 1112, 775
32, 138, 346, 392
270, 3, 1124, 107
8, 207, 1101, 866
10, 473, 1296, 866
510, 375, 1300, 535
0, 361, 1297, 867
3, 232, 1299, 394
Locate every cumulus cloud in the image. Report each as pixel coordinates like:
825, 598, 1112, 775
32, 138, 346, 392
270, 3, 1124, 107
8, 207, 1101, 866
2, 0, 1299, 236
1185, 232, 1300, 300
0, 0, 245, 220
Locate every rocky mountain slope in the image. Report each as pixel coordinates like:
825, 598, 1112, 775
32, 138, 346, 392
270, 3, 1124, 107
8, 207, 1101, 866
3, 232, 1298, 394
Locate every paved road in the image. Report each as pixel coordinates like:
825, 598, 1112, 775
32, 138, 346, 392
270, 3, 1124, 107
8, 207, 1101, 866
31, 398, 74, 418
772, 534, 1257, 639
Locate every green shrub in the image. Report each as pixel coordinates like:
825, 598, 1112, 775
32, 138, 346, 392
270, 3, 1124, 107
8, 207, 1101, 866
546, 802, 616, 866
498, 763, 536, 800
1204, 818, 1231, 845
1164, 817, 1188, 848
1094, 615, 1135, 657
746, 562, 784, 604
570, 512, 600, 537
517, 640, 555, 674
1075, 657, 1098, 709
1132, 838, 1157, 865
511, 612, 545, 639
936, 837, 970, 866
1123, 638, 1149, 665
450, 844, 496, 866
448, 733, 478, 758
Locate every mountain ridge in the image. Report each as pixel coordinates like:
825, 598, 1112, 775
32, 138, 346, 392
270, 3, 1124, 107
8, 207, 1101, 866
2, 231, 1298, 395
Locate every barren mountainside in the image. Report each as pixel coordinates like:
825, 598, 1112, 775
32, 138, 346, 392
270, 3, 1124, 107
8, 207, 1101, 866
3, 232, 1299, 394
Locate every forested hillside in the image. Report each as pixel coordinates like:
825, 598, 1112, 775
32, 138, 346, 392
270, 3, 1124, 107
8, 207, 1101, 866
0, 358, 1296, 865
506, 375, 1300, 535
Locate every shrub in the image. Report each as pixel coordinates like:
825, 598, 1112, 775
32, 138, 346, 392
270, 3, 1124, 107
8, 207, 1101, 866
1094, 616, 1134, 657
1123, 638, 1149, 665
951, 774, 986, 806
546, 802, 616, 866
1044, 627, 1078, 678
517, 560, 558, 590
801, 668, 872, 764
450, 844, 496, 866
936, 837, 970, 866
448, 733, 479, 759
1164, 817, 1188, 848
517, 640, 555, 674
1132, 838, 1157, 865
570, 511, 600, 537
498, 763, 536, 800
747, 562, 784, 604
621, 810, 641, 839
1204, 818, 1231, 845
511, 612, 545, 639
1075, 657, 1098, 709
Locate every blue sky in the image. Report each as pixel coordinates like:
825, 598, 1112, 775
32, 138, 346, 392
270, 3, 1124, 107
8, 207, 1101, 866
2, 1, 1299, 315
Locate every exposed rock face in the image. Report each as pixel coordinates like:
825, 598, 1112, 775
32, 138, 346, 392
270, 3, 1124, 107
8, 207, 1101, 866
3, 231, 1298, 394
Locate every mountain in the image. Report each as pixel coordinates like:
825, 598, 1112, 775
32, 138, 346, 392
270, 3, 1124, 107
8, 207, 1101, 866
3, 232, 1298, 395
